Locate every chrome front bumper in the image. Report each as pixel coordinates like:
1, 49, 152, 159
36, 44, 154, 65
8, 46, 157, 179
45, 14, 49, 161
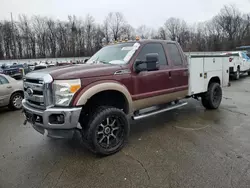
22, 99, 82, 138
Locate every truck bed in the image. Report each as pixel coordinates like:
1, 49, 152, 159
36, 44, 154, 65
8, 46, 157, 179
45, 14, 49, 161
187, 55, 229, 96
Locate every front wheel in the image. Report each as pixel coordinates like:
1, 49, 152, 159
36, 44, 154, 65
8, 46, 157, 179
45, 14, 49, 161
84, 107, 130, 156
201, 83, 222, 110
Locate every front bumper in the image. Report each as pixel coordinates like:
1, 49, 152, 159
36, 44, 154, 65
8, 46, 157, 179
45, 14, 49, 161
22, 99, 82, 138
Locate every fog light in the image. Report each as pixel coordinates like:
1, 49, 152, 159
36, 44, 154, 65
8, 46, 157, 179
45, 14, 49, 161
57, 115, 64, 123
49, 114, 65, 124
35, 115, 43, 123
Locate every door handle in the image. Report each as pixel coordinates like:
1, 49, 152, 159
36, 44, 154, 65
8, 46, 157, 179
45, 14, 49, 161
7, 86, 12, 89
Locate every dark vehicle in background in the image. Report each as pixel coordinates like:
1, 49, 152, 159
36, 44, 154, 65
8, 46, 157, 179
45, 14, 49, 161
0, 63, 31, 79
33, 63, 55, 71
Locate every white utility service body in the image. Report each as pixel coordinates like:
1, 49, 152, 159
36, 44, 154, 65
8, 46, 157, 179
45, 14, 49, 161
187, 55, 229, 96
222, 51, 250, 78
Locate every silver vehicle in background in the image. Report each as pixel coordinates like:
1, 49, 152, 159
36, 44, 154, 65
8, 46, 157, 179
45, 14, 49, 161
0, 74, 24, 110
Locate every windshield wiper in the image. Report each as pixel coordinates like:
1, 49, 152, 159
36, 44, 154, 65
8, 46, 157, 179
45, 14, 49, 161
92, 60, 109, 64
98, 60, 109, 64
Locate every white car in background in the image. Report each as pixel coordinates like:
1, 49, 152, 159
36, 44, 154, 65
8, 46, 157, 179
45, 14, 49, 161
222, 51, 250, 80
0, 74, 23, 110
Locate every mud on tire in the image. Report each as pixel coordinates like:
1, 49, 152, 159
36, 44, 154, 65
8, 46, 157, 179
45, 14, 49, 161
83, 106, 130, 156
201, 82, 222, 110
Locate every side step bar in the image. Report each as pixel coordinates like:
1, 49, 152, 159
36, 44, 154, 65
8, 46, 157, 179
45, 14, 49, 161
132, 102, 188, 121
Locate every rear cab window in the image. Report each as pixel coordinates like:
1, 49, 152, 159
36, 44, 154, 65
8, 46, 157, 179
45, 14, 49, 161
165, 43, 183, 66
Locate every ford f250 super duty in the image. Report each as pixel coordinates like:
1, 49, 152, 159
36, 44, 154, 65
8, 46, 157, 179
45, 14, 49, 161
22, 39, 230, 156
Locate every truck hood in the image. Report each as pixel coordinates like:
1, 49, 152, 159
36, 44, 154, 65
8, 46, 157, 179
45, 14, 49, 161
30, 64, 123, 80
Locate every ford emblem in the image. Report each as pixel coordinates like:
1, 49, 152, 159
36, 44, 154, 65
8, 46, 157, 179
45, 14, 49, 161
26, 88, 33, 97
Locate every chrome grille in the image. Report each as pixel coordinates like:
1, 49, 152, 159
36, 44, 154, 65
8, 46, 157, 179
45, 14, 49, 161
23, 73, 53, 109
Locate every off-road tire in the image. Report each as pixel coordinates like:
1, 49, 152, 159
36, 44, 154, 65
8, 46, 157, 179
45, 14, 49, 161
83, 106, 130, 156
201, 82, 222, 110
8, 92, 23, 110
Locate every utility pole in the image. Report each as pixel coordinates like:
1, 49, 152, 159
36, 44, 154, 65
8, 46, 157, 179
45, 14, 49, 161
11, 12, 17, 59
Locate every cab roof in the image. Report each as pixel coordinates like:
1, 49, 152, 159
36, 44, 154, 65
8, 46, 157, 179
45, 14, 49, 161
106, 39, 177, 46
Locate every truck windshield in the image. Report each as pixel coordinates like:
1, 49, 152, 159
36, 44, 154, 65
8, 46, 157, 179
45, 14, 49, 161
86, 42, 140, 65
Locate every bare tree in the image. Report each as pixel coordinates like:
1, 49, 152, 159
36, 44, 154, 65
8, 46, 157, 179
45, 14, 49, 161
102, 19, 110, 44
0, 23, 4, 59
85, 14, 96, 55
158, 27, 167, 40
215, 5, 242, 49
121, 24, 134, 40
106, 12, 126, 41
136, 25, 151, 39
32, 16, 47, 57
1, 4, 250, 60
164, 17, 181, 41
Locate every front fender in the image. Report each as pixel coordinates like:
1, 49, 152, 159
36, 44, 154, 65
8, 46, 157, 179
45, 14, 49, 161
73, 81, 133, 113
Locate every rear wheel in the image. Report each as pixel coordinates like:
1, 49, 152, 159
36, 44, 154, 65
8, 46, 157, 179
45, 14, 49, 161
8, 92, 23, 110
234, 67, 240, 80
201, 82, 222, 110
83, 106, 130, 156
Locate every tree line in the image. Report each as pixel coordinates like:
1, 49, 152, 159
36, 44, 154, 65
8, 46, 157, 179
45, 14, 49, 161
0, 4, 250, 60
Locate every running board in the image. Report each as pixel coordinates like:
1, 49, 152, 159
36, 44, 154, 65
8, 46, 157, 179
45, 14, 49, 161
132, 102, 188, 121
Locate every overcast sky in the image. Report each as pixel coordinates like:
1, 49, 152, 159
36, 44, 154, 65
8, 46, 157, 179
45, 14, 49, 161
1, 0, 250, 28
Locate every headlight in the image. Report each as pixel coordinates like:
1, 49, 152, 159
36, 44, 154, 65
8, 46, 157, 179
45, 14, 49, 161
53, 79, 81, 106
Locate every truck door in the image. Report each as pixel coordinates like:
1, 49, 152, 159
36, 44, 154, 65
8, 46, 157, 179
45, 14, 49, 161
164, 42, 189, 93
131, 42, 175, 109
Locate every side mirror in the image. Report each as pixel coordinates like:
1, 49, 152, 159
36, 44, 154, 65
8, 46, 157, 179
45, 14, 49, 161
134, 53, 159, 73
84, 59, 89, 63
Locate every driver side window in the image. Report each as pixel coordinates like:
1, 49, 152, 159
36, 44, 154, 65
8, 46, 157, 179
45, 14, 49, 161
136, 43, 168, 66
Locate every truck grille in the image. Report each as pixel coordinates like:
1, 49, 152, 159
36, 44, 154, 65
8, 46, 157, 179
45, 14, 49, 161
23, 74, 53, 109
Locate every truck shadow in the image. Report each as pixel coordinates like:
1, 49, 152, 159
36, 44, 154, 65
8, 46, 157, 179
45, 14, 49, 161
48, 99, 221, 157
0, 107, 12, 114
129, 100, 219, 136
230, 74, 249, 82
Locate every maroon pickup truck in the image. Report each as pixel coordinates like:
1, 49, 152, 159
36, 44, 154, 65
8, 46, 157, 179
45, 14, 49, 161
22, 39, 226, 156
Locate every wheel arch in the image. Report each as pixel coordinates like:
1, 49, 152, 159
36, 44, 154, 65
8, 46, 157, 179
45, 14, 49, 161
9, 90, 24, 101
207, 76, 221, 88
74, 81, 133, 114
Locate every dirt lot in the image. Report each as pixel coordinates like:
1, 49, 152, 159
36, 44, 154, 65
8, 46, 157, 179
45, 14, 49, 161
0, 77, 250, 188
